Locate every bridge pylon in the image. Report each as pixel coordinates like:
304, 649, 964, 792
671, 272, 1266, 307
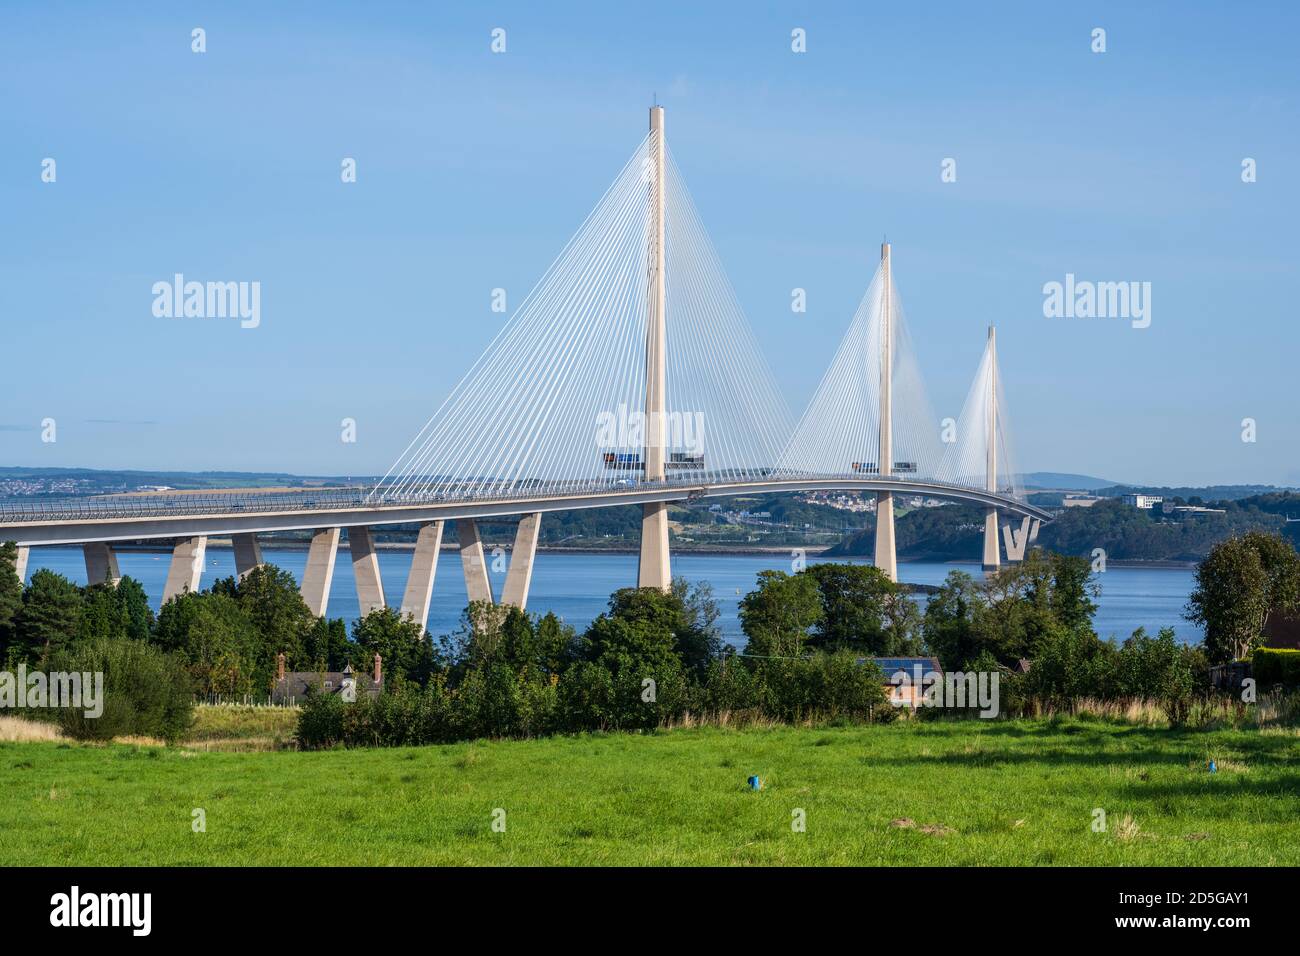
982, 324, 1000, 573
874, 241, 898, 582
638, 104, 672, 590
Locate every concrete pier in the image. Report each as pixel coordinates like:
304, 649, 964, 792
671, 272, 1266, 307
232, 532, 263, 579
349, 525, 386, 614
13, 545, 29, 584
300, 527, 341, 616
457, 519, 494, 605
399, 521, 444, 632
83, 542, 121, 587
501, 513, 542, 609
162, 536, 207, 602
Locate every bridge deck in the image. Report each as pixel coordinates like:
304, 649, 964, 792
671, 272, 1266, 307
0, 476, 1050, 547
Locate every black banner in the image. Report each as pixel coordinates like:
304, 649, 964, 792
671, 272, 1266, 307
0, 866, 1283, 941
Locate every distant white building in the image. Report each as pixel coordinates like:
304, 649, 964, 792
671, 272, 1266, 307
1121, 494, 1163, 509
1161, 503, 1226, 517
1062, 494, 1103, 508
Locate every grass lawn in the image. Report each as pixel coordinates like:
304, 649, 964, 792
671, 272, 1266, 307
1, 718, 1297, 865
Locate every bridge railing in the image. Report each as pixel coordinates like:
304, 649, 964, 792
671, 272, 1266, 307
0, 469, 1025, 524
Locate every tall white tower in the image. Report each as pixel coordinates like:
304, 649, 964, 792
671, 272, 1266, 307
873, 241, 897, 582
638, 105, 671, 590
982, 324, 1000, 572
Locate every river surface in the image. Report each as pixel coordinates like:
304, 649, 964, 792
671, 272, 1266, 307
19, 547, 1202, 647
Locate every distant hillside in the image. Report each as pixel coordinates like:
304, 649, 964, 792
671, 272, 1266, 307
1095, 484, 1296, 502
1019, 472, 1121, 491
0, 466, 377, 496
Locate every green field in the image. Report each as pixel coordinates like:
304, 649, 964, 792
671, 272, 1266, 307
2, 719, 1297, 866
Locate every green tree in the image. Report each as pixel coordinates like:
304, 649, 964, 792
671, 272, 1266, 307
804, 563, 897, 653
739, 569, 822, 658
352, 607, 434, 685
77, 577, 153, 646
592, 582, 720, 676
1045, 553, 1099, 633
303, 617, 352, 671
78, 583, 131, 644
14, 569, 83, 664
1185, 532, 1298, 662
153, 591, 262, 696
560, 589, 693, 730
922, 571, 984, 670
212, 565, 316, 668
116, 576, 154, 642
0, 542, 24, 660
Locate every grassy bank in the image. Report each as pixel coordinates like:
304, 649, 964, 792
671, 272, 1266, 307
2, 718, 1297, 865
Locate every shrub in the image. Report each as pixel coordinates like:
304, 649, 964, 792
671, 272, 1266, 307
701, 656, 760, 714
1021, 626, 1116, 706
453, 664, 556, 739
1253, 647, 1300, 689
749, 652, 888, 724
52, 637, 193, 743
296, 690, 346, 748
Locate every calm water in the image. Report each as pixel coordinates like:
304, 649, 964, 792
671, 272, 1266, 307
19, 547, 1202, 647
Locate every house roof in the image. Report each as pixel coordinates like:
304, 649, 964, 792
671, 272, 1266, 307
862, 656, 943, 676
273, 671, 379, 701
1264, 612, 1300, 650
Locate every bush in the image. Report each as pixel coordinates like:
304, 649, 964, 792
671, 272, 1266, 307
1253, 647, 1300, 689
296, 690, 346, 749
52, 637, 193, 743
1021, 626, 1116, 705
701, 656, 760, 714
751, 652, 888, 724
453, 665, 556, 739
557, 655, 688, 731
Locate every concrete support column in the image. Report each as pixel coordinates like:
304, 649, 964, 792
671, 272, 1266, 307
874, 493, 897, 581
349, 525, 386, 615
457, 519, 494, 605
399, 521, 444, 632
14, 546, 29, 584
300, 527, 341, 617
982, 510, 1001, 571
232, 532, 263, 579
983, 325, 1000, 574
1028, 518, 1041, 545
637, 104, 672, 592
501, 513, 542, 609
83, 542, 121, 587
162, 536, 207, 602
638, 503, 672, 590
874, 240, 898, 583
1002, 515, 1031, 563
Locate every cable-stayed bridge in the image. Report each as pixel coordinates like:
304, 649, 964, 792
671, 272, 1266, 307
0, 108, 1050, 631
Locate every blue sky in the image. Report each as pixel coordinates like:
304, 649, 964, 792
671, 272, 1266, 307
2, 1, 1297, 486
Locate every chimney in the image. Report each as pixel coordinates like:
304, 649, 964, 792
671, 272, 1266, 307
276, 652, 286, 683
373, 653, 382, 685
